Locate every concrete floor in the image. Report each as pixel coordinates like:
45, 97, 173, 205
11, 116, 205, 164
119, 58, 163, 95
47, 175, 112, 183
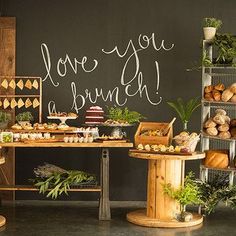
0, 201, 235, 236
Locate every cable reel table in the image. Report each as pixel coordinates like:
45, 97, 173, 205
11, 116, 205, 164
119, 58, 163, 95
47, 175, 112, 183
127, 150, 205, 228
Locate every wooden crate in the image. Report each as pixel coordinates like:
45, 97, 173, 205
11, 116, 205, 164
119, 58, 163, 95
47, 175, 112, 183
134, 122, 173, 147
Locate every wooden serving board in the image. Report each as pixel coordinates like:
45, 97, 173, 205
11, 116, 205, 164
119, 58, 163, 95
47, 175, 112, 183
95, 139, 128, 143
129, 149, 196, 156
22, 139, 62, 143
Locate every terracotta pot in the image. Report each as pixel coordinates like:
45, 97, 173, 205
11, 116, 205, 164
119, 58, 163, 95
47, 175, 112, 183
203, 27, 216, 40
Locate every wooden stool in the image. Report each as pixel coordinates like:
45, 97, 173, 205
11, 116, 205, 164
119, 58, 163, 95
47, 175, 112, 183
127, 151, 205, 228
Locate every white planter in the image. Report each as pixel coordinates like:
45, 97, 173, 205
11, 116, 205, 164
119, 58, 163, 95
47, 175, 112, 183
203, 27, 216, 40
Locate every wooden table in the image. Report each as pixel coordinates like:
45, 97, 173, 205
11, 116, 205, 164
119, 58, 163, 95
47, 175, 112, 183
0, 142, 133, 220
0, 156, 6, 227
127, 150, 205, 228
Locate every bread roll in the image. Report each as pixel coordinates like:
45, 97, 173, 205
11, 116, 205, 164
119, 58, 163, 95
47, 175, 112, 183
204, 93, 214, 101
230, 83, 236, 93
230, 127, 236, 137
222, 89, 234, 102
213, 114, 226, 125
214, 83, 225, 91
224, 115, 231, 124
204, 149, 229, 169
204, 118, 217, 128
212, 90, 221, 101
204, 85, 214, 93
206, 127, 218, 136
230, 95, 236, 103
230, 119, 236, 127
218, 131, 231, 139
215, 109, 227, 116
218, 123, 229, 132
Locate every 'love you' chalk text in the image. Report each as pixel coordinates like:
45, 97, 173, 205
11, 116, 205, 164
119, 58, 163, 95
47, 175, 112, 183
41, 33, 174, 113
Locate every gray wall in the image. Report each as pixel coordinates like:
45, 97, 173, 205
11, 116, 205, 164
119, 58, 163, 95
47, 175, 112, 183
1, 0, 236, 200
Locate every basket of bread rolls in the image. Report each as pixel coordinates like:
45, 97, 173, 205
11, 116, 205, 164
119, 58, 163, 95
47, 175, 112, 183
204, 109, 232, 139
173, 131, 200, 153
204, 82, 236, 103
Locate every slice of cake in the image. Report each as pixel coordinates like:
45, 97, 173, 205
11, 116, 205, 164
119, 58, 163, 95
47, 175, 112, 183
85, 106, 104, 125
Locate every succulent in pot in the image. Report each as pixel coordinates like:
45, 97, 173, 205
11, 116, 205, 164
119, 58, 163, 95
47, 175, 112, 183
203, 17, 222, 40
16, 112, 34, 126
0, 111, 11, 129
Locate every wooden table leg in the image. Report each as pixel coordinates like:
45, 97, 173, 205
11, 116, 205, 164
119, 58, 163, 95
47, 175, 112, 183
127, 158, 203, 227
99, 148, 111, 220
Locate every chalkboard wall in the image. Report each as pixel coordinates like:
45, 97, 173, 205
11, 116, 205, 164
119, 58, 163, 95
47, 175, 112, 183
2, 0, 236, 200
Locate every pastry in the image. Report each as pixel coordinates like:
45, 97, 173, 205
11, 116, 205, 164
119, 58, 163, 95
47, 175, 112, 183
222, 89, 234, 102
204, 118, 217, 128
25, 98, 32, 108
3, 98, 10, 109
206, 127, 218, 136
204, 93, 214, 101
57, 124, 69, 130
204, 85, 214, 93
204, 150, 229, 169
230, 95, 236, 103
218, 123, 230, 132
17, 98, 24, 108
17, 79, 24, 90
230, 83, 236, 93
218, 131, 231, 139
212, 90, 221, 101
33, 98, 40, 108
214, 83, 225, 91
32, 80, 39, 89
10, 98, 18, 109
1, 79, 8, 89
25, 79, 32, 89
11, 123, 22, 130
230, 127, 236, 137
67, 112, 77, 117
224, 115, 231, 124
213, 114, 226, 125
215, 109, 227, 116
9, 79, 16, 89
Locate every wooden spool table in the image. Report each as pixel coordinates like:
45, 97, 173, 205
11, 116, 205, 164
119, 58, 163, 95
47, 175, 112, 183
127, 150, 205, 228
0, 156, 6, 227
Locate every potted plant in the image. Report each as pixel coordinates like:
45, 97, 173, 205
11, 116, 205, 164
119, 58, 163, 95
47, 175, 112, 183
162, 172, 202, 222
213, 33, 236, 65
167, 97, 201, 131
16, 111, 34, 126
0, 111, 11, 129
203, 17, 222, 40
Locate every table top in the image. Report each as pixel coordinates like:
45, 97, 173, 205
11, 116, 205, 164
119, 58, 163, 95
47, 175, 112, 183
0, 142, 134, 148
129, 150, 205, 161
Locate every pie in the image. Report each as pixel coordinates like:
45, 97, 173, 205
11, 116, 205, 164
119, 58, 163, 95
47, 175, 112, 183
17, 79, 24, 90
17, 98, 24, 108
3, 98, 10, 109
25, 98, 32, 108
9, 80, 16, 89
33, 98, 40, 108
25, 79, 32, 90
32, 80, 39, 89
1, 79, 8, 89
10, 98, 18, 109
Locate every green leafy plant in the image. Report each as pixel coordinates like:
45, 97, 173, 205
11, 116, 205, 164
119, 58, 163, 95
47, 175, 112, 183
16, 112, 34, 122
202, 49, 213, 67
167, 97, 201, 130
213, 33, 236, 65
196, 174, 236, 215
203, 18, 222, 29
163, 172, 202, 213
106, 106, 145, 124
30, 163, 97, 199
0, 111, 11, 123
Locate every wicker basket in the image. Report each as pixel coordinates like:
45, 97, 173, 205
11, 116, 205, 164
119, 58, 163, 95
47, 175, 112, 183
174, 135, 200, 152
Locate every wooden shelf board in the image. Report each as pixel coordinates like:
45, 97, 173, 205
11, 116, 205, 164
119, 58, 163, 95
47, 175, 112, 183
0, 95, 40, 98
201, 133, 236, 142
0, 185, 101, 192
202, 99, 236, 106
0, 142, 133, 148
200, 165, 236, 172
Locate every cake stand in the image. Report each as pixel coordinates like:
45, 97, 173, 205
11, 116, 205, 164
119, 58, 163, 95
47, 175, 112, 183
47, 116, 77, 125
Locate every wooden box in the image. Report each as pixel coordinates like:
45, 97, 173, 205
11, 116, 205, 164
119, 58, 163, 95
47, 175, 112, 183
134, 122, 173, 147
